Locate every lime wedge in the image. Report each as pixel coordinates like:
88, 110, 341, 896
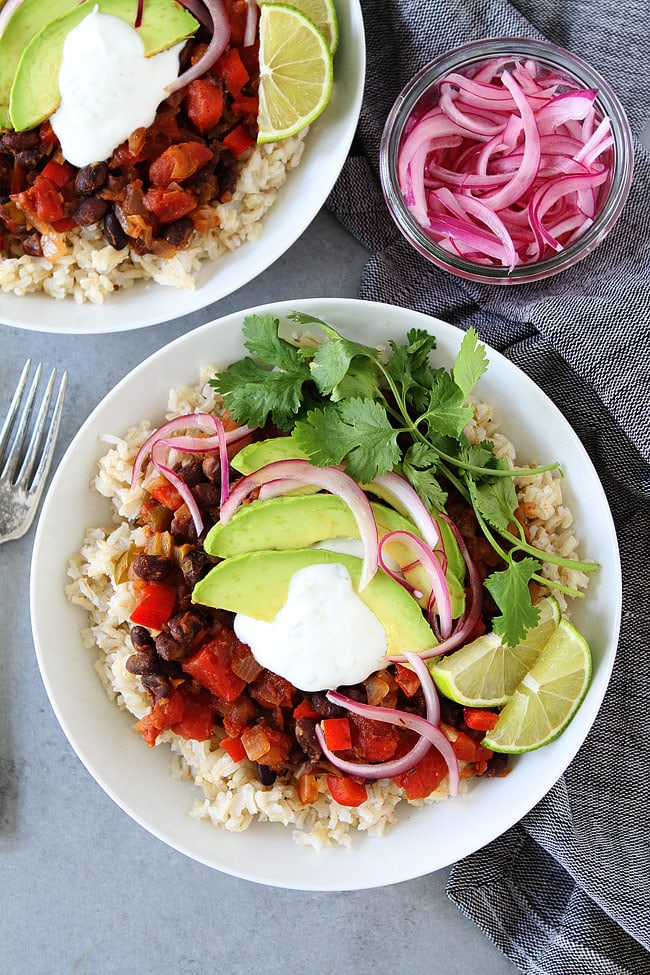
482, 619, 592, 754
429, 596, 561, 708
257, 2, 334, 144
283, 0, 339, 52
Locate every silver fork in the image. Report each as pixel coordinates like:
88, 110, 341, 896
0, 360, 67, 544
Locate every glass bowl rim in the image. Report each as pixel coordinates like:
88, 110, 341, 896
379, 36, 635, 284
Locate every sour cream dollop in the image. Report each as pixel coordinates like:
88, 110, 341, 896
234, 562, 389, 693
51, 8, 183, 167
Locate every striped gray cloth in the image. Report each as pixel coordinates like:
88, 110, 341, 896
327, 0, 650, 971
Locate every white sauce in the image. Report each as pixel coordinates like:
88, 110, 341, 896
234, 562, 389, 692
51, 8, 183, 167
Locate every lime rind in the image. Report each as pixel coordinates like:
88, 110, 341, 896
429, 596, 561, 708
482, 619, 592, 754
257, 2, 334, 144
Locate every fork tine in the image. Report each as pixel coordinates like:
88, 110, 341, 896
0, 359, 31, 462
1, 362, 42, 482
27, 370, 67, 498
16, 367, 57, 488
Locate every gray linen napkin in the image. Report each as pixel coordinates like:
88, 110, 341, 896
326, 0, 650, 971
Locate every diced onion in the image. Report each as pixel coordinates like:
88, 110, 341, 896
397, 55, 614, 268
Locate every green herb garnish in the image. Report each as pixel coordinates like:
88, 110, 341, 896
211, 312, 598, 645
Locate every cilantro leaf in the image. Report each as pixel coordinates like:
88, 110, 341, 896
293, 398, 400, 482
471, 470, 519, 534
241, 314, 311, 375
421, 372, 474, 438
211, 358, 310, 430
329, 358, 383, 403
309, 330, 380, 395
484, 558, 540, 646
401, 443, 448, 510
453, 327, 489, 397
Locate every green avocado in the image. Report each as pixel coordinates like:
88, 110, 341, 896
231, 436, 308, 475
0, 0, 81, 129
9, 0, 198, 132
204, 492, 466, 618
192, 548, 437, 657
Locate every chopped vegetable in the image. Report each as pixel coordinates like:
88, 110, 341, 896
130, 580, 177, 630
326, 773, 368, 807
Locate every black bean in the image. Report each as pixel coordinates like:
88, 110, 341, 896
1, 130, 40, 152
75, 162, 108, 195
192, 482, 221, 509
163, 215, 193, 248
71, 196, 109, 227
167, 609, 208, 646
310, 693, 345, 718
130, 624, 155, 649
256, 763, 277, 786
104, 210, 128, 249
178, 457, 204, 487
155, 632, 189, 662
201, 454, 221, 483
141, 673, 171, 702
484, 753, 509, 778
132, 554, 172, 582
21, 233, 42, 257
125, 649, 159, 676
181, 549, 212, 587
294, 718, 321, 761
15, 147, 45, 169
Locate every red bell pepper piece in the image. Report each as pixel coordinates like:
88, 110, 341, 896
223, 123, 255, 158
220, 735, 248, 762
172, 691, 215, 742
149, 142, 214, 187
463, 707, 500, 731
129, 581, 177, 630
321, 717, 352, 751
217, 47, 249, 98
41, 159, 75, 189
292, 698, 319, 721
149, 479, 184, 510
326, 774, 368, 807
448, 728, 493, 764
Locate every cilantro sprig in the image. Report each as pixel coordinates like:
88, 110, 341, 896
211, 312, 597, 645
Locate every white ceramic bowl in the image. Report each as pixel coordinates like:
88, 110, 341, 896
30, 297, 621, 890
0, 2, 365, 334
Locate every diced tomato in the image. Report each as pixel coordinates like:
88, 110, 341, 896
394, 662, 422, 698
326, 774, 368, 807
41, 159, 75, 189
135, 685, 186, 747
250, 670, 296, 709
241, 724, 293, 766
463, 707, 500, 732
297, 772, 319, 805
393, 746, 448, 800
292, 698, 319, 721
217, 46, 249, 98
172, 691, 215, 741
220, 734, 248, 762
221, 694, 258, 737
447, 727, 493, 764
143, 184, 197, 223
13, 175, 64, 225
51, 216, 76, 233
185, 77, 225, 133
321, 717, 352, 752
149, 478, 184, 510
129, 581, 177, 630
223, 123, 255, 158
350, 713, 399, 762
39, 120, 59, 145
182, 632, 247, 702
149, 142, 214, 187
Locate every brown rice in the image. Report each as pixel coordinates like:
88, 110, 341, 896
65, 367, 590, 850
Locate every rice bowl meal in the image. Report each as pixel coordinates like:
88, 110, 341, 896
0, 0, 337, 303
65, 309, 597, 851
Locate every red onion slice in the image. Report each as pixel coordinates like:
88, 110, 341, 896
243, 0, 259, 47
369, 472, 441, 551
168, 0, 231, 93
380, 530, 452, 637
316, 684, 459, 796
222, 460, 379, 589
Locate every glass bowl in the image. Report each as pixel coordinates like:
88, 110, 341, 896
379, 37, 634, 285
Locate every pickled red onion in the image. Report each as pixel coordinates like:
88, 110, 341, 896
397, 55, 614, 268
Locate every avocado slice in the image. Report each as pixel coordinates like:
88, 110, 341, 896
9, 0, 198, 132
231, 436, 308, 475
192, 548, 437, 657
0, 0, 81, 129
